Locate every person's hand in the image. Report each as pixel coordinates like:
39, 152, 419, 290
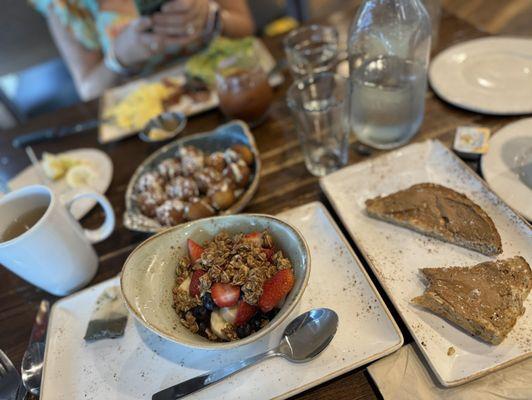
152, 0, 210, 39
113, 17, 166, 68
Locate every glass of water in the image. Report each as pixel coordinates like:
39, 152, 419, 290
349, 56, 428, 149
284, 25, 339, 78
287, 73, 349, 177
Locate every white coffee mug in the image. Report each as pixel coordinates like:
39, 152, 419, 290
0, 185, 115, 296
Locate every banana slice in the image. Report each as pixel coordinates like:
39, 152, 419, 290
219, 305, 238, 324
210, 310, 230, 340
42, 152, 84, 181
178, 276, 191, 292
65, 164, 96, 188
58, 154, 82, 169
42, 152, 67, 180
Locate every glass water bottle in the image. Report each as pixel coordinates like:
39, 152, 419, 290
348, 0, 431, 149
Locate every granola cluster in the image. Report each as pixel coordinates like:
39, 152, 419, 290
171, 230, 294, 341
176, 231, 291, 306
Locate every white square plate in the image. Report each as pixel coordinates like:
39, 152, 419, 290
99, 38, 283, 143
320, 140, 532, 386
41, 202, 402, 399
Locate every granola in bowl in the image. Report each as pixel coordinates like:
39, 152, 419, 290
172, 230, 295, 341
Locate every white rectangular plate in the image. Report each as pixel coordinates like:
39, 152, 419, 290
99, 38, 283, 143
320, 140, 532, 387
41, 201, 402, 399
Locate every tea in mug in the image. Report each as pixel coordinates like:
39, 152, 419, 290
0, 206, 48, 243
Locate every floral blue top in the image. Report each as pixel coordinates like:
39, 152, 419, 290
30, 0, 138, 56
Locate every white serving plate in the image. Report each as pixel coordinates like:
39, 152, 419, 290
8, 148, 113, 220
99, 38, 283, 143
429, 37, 532, 115
40, 202, 402, 400
481, 118, 532, 221
320, 140, 532, 387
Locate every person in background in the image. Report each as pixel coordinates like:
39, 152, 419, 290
31, 0, 255, 101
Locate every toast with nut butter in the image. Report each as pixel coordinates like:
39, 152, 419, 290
412, 256, 531, 345
365, 183, 502, 256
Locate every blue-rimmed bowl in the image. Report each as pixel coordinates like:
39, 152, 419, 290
124, 120, 261, 233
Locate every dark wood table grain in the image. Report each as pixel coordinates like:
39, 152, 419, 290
0, 8, 521, 399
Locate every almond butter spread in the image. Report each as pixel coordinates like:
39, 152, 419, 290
365, 183, 502, 256
412, 256, 531, 345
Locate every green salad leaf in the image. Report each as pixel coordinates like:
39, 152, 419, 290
185, 36, 256, 86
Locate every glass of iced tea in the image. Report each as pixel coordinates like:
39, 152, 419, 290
215, 54, 273, 127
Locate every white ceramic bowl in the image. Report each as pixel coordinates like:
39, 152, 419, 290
120, 214, 310, 349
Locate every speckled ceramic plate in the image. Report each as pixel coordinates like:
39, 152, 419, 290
99, 38, 283, 143
40, 202, 402, 400
429, 37, 532, 115
481, 118, 532, 221
320, 139, 532, 387
8, 148, 113, 220
121, 214, 311, 350
123, 120, 261, 233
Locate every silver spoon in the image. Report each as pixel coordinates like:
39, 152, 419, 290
152, 308, 339, 400
139, 111, 187, 143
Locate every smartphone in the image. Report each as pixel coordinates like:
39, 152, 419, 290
134, 0, 168, 15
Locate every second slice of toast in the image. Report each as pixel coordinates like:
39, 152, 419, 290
412, 256, 531, 345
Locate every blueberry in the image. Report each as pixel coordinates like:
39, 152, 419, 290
265, 308, 279, 320
250, 316, 262, 332
192, 306, 209, 321
202, 293, 215, 311
198, 321, 208, 335
236, 324, 251, 338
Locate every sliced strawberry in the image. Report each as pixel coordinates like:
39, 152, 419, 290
243, 232, 262, 246
262, 248, 274, 262
187, 239, 204, 263
258, 269, 295, 313
189, 270, 205, 297
234, 301, 257, 326
211, 283, 240, 307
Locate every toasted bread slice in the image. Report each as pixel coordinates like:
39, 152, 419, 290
412, 256, 531, 345
365, 183, 502, 256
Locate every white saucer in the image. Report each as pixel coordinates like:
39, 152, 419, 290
9, 148, 113, 220
481, 118, 532, 221
429, 37, 532, 115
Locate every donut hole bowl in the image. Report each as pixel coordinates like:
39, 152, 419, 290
124, 120, 261, 233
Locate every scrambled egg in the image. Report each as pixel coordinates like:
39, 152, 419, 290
104, 82, 175, 131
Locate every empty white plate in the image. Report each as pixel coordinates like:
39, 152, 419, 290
429, 37, 532, 115
481, 118, 532, 221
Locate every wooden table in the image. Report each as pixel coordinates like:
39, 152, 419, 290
0, 8, 522, 399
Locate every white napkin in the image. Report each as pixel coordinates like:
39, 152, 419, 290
368, 344, 532, 399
